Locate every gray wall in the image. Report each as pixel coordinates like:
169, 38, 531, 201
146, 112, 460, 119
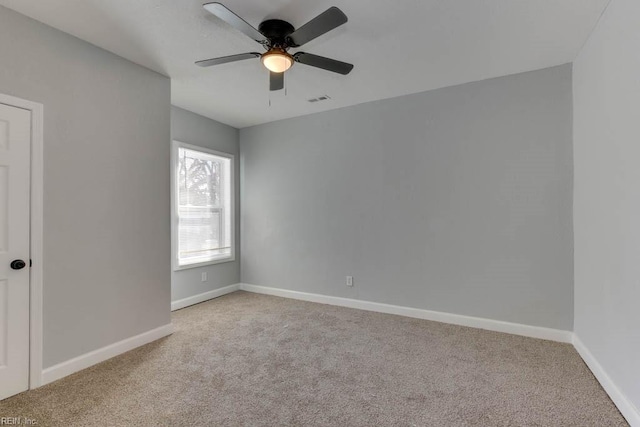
241, 64, 574, 330
573, 0, 640, 415
0, 6, 171, 368
171, 106, 240, 302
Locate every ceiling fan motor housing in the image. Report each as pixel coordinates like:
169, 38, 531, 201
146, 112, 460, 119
258, 19, 295, 48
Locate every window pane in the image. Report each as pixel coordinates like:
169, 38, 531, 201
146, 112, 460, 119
176, 146, 233, 267
178, 149, 222, 207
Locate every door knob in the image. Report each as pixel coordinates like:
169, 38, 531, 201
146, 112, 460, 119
10, 260, 26, 270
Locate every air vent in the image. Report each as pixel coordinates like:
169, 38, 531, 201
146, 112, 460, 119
308, 95, 332, 103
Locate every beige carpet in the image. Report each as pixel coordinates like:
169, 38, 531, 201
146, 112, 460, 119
0, 291, 627, 426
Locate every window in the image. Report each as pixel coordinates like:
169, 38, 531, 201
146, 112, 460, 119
172, 142, 234, 269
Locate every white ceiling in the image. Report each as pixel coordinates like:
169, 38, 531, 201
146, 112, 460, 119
0, 0, 609, 128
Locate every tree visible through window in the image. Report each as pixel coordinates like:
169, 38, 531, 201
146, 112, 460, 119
174, 144, 233, 268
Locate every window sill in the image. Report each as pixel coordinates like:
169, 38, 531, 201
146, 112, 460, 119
173, 256, 235, 271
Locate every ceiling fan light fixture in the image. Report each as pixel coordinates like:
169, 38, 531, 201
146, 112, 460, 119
198, 4, 352, 91
261, 48, 294, 73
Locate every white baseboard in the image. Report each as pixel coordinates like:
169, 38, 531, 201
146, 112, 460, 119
238, 283, 573, 343
573, 335, 640, 426
41, 323, 173, 386
171, 284, 240, 311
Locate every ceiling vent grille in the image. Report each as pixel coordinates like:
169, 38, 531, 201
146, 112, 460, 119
308, 95, 331, 103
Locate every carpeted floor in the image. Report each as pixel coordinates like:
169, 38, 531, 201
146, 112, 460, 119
0, 291, 628, 426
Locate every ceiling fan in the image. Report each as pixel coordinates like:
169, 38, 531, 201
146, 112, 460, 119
196, 3, 354, 91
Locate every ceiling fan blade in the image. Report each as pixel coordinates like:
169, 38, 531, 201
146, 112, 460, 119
196, 52, 261, 67
287, 7, 348, 47
270, 72, 284, 91
203, 3, 267, 44
293, 52, 353, 75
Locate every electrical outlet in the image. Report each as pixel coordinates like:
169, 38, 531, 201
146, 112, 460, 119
346, 276, 354, 287
201, 272, 208, 282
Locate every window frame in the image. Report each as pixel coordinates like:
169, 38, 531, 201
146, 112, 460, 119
171, 140, 235, 271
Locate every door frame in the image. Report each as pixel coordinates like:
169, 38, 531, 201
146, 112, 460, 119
0, 93, 44, 389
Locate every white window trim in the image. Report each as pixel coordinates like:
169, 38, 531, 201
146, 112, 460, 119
171, 140, 235, 271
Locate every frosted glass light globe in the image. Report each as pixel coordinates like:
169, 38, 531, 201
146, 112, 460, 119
261, 49, 293, 73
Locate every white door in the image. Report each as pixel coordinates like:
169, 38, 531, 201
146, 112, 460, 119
0, 103, 31, 400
